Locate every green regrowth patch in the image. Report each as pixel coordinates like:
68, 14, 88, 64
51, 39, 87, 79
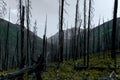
41, 53, 120, 80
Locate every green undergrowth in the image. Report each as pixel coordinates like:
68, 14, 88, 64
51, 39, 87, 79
42, 53, 120, 80
0, 52, 120, 80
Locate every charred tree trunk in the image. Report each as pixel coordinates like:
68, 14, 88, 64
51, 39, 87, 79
103, 19, 106, 58
111, 0, 118, 71
65, 23, 68, 60
50, 38, 54, 62
77, 22, 82, 59
92, 29, 95, 54
87, 0, 92, 67
73, 0, 79, 61
97, 19, 101, 58
59, 0, 64, 62
4, 15, 10, 70
18, 6, 25, 80
83, 0, 87, 66
31, 21, 37, 65
26, 0, 31, 66
42, 16, 47, 70
15, 30, 19, 68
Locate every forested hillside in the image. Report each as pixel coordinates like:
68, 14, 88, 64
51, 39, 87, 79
0, 18, 51, 70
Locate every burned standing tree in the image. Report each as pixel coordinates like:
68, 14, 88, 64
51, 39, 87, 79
102, 19, 106, 58
15, 0, 23, 71
92, 28, 95, 54
80, 31, 84, 59
83, 0, 87, 66
69, 26, 73, 59
87, 0, 92, 67
26, 0, 32, 66
71, 27, 74, 60
106, 20, 111, 57
4, 8, 10, 70
73, 0, 79, 61
31, 21, 37, 65
77, 20, 82, 59
18, 6, 25, 80
59, 0, 64, 62
43, 16, 47, 70
0, 29, 2, 67
15, 30, 19, 68
97, 18, 101, 58
50, 38, 54, 62
65, 22, 68, 60
0, 0, 7, 70
111, 0, 118, 71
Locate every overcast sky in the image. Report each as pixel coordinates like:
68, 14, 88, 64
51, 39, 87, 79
4, 0, 120, 38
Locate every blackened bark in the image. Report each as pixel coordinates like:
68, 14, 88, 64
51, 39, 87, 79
83, 0, 87, 66
103, 19, 106, 58
31, 21, 37, 65
26, 0, 31, 66
4, 15, 10, 70
92, 29, 95, 54
111, 0, 118, 71
87, 0, 92, 67
15, 30, 19, 67
42, 16, 47, 70
59, 0, 64, 62
97, 19, 101, 58
18, 6, 25, 80
73, 0, 79, 61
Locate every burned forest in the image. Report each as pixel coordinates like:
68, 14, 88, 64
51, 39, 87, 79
0, 0, 120, 80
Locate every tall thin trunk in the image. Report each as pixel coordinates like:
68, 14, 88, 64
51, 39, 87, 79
83, 0, 87, 66
20, 6, 25, 69
0, 29, 1, 68
73, 0, 79, 61
97, 18, 101, 58
50, 38, 54, 61
103, 19, 106, 58
59, 0, 64, 62
77, 21, 82, 59
15, 30, 19, 67
43, 16, 47, 70
31, 21, 37, 65
87, 0, 92, 67
92, 29, 95, 54
111, 0, 118, 71
70, 26, 74, 59
26, 0, 31, 66
18, 6, 25, 80
4, 9, 10, 70
65, 22, 68, 60
71, 27, 74, 60
19, 0, 22, 21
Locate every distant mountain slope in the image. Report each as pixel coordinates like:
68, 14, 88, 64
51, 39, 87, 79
47, 18, 120, 55
47, 28, 84, 44
0, 18, 51, 68
89, 17, 120, 53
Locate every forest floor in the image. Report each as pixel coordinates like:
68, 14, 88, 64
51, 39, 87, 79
42, 52, 120, 80
0, 52, 120, 80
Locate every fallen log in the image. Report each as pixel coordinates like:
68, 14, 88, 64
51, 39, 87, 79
0, 64, 36, 79
0, 54, 44, 80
